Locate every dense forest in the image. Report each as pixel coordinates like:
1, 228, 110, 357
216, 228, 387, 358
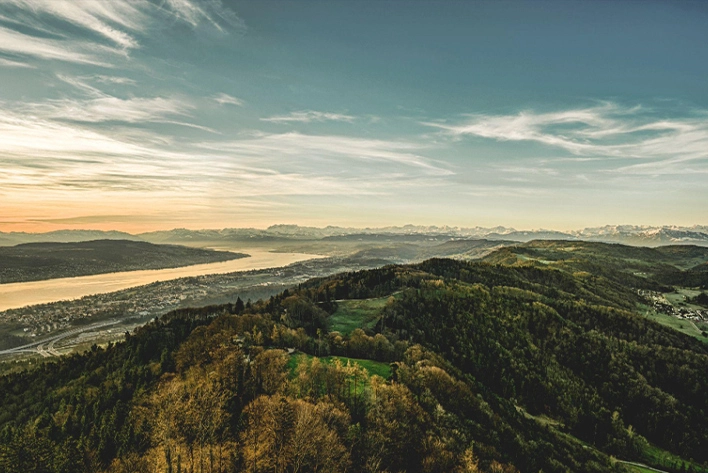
1, 242, 708, 473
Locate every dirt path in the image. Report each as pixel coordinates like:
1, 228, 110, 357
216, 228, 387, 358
617, 460, 669, 473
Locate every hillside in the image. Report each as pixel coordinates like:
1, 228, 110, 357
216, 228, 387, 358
1, 247, 707, 473
341, 239, 511, 265
481, 240, 708, 270
481, 240, 708, 290
0, 240, 247, 284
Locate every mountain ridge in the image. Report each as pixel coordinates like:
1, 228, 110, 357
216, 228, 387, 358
4, 224, 707, 247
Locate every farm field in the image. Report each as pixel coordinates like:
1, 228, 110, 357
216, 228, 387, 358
638, 304, 707, 342
328, 296, 391, 334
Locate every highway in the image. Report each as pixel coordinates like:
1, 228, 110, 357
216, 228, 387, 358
0, 320, 121, 358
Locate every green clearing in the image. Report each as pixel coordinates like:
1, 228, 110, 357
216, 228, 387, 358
515, 405, 564, 428
664, 291, 688, 306
327, 356, 392, 379
664, 288, 706, 310
329, 296, 391, 334
515, 254, 553, 265
663, 288, 703, 305
287, 353, 391, 379
638, 304, 707, 343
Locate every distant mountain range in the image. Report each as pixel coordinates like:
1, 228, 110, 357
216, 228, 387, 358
2, 224, 708, 247
579, 226, 708, 246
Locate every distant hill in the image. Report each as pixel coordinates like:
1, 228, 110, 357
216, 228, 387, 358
480, 240, 708, 291
0, 240, 247, 283
339, 239, 514, 265
416, 238, 513, 259
322, 233, 454, 243
0, 230, 143, 247
483, 239, 706, 275
486, 230, 577, 242
483, 240, 708, 266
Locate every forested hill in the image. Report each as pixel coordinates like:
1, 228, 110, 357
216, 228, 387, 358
481, 240, 708, 288
0, 240, 247, 283
1, 251, 708, 473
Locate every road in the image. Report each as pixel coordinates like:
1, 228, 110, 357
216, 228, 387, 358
617, 460, 669, 473
0, 320, 121, 358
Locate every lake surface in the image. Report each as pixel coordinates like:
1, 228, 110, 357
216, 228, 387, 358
0, 249, 320, 312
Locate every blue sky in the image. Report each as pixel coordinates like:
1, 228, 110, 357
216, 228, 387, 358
1, 0, 707, 232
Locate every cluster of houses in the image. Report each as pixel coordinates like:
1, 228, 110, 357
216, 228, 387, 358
637, 289, 708, 323
12, 282, 200, 337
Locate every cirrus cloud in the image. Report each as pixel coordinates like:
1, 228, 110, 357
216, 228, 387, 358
261, 110, 356, 123
0, 0, 242, 67
425, 102, 708, 175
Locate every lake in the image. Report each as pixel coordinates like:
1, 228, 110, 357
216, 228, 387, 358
0, 249, 320, 312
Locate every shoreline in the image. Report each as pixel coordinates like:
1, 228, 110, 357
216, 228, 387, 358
0, 249, 321, 312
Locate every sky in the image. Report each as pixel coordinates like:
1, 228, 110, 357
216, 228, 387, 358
1, 0, 708, 233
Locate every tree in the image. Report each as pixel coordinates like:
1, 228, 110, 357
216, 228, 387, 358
235, 297, 245, 314
365, 382, 427, 472
239, 396, 349, 473
250, 350, 289, 396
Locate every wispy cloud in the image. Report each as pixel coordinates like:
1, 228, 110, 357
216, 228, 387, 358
0, 0, 152, 66
23, 74, 199, 127
214, 93, 244, 106
0, 57, 35, 68
35, 96, 193, 124
91, 75, 137, 86
29, 214, 162, 224
162, 0, 244, 32
195, 132, 452, 176
0, 26, 113, 66
23, 0, 145, 49
0, 0, 242, 66
262, 110, 356, 123
0, 108, 169, 161
426, 102, 708, 175
497, 165, 559, 176
0, 101, 449, 204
